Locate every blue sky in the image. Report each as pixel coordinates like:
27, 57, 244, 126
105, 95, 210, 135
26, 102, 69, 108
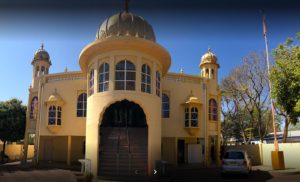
0, 0, 299, 104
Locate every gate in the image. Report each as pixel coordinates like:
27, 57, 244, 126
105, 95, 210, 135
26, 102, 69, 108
98, 100, 148, 176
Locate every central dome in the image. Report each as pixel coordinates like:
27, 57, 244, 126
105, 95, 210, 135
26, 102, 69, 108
96, 11, 156, 42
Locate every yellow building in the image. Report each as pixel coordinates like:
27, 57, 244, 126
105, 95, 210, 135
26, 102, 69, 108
23, 8, 221, 177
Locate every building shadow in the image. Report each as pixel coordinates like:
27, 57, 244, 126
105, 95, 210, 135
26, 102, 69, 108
220, 170, 273, 182
155, 167, 273, 182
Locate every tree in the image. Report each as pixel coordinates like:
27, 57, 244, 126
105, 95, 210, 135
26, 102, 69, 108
270, 33, 300, 143
221, 91, 253, 144
221, 52, 274, 144
0, 98, 26, 163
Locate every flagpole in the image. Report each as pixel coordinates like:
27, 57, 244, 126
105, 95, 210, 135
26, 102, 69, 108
262, 12, 279, 151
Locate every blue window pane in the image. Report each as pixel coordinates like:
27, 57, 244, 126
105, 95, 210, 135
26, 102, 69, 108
142, 64, 146, 72
185, 120, 189, 127
115, 81, 125, 90
105, 73, 109, 81
147, 75, 151, 84
126, 62, 135, 70
48, 118, 55, 125
57, 119, 61, 125
126, 72, 136, 80
116, 61, 125, 70
115, 71, 124, 80
126, 81, 135, 90
104, 63, 109, 72
146, 86, 151, 93
104, 82, 109, 91
77, 110, 83, 117
142, 74, 146, 82
100, 74, 104, 82
141, 84, 145, 92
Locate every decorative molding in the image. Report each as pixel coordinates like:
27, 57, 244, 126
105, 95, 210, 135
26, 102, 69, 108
163, 73, 202, 84
45, 72, 84, 83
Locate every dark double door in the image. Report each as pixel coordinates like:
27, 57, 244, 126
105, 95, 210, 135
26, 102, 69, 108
99, 127, 148, 176
98, 100, 148, 176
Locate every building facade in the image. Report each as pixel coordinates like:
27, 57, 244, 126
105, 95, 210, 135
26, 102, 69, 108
23, 9, 221, 177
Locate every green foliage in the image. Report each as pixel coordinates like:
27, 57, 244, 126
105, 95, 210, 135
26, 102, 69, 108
271, 33, 300, 125
0, 98, 26, 142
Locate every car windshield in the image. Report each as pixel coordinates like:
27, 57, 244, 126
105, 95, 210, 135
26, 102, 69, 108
224, 151, 245, 159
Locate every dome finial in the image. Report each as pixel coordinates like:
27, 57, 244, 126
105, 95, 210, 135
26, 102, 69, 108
41, 43, 44, 50
180, 67, 184, 74
125, 0, 130, 12
208, 47, 211, 52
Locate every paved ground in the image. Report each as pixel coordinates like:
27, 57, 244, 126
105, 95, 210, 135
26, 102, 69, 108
1, 162, 300, 182
0, 169, 77, 182
0, 161, 79, 182
158, 165, 300, 182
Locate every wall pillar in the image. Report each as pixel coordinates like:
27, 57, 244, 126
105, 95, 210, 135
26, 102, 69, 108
67, 135, 72, 165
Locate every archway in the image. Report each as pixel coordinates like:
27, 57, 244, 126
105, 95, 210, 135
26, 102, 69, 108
98, 100, 148, 176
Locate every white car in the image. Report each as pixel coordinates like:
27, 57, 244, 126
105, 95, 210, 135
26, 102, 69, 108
221, 150, 252, 176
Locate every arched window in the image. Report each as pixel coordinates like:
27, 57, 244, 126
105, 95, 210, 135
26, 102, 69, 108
35, 66, 39, 77
48, 106, 56, 125
99, 63, 109, 92
57, 106, 62, 125
162, 93, 170, 118
115, 60, 136, 90
77, 93, 87, 117
48, 106, 62, 125
141, 64, 151, 93
156, 71, 161, 97
30, 96, 38, 119
205, 69, 209, 77
211, 69, 214, 79
191, 107, 198, 127
41, 66, 45, 75
184, 108, 189, 127
89, 69, 94, 96
209, 99, 218, 121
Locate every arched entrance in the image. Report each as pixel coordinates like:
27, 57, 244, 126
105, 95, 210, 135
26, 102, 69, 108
99, 100, 148, 176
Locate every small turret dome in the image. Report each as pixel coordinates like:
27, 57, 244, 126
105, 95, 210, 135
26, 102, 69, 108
47, 91, 64, 105
96, 11, 156, 42
200, 48, 219, 68
32, 44, 51, 65
48, 93, 63, 103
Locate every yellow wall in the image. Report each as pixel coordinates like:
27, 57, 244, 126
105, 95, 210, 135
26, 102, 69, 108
228, 143, 300, 169
39, 72, 87, 136
71, 136, 85, 162
84, 49, 164, 176
162, 137, 177, 164
39, 136, 68, 162
162, 76, 204, 138
0, 144, 34, 161
262, 143, 300, 169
